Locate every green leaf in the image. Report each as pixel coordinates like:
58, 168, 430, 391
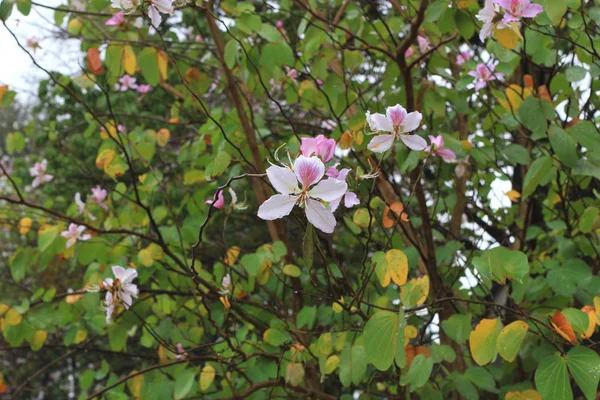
403, 354, 434, 391
210, 151, 231, 178
340, 345, 367, 386
567, 121, 600, 150
535, 354, 572, 400
549, 125, 578, 168
258, 24, 284, 43
518, 97, 550, 136
282, 264, 301, 277
224, 40, 238, 69
465, 366, 496, 391
472, 247, 529, 285
452, 372, 479, 400
364, 310, 404, 371
503, 144, 530, 165
566, 66, 587, 82
174, 370, 196, 400
561, 308, 589, 334
496, 321, 528, 362
38, 226, 60, 252
455, 10, 474, 39
566, 347, 600, 400
573, 159, 600, 181
6, 131, 25, 154
579, 207, 599, 233
260, 42, 295, 67
522, 156, 553, 198
138, 48, 160, 86
16, 0, 31, 15
442, 314, 472, 345
0, 0, 14, 20
543, 0, 567, 25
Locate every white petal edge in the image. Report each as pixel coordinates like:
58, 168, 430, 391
399, 111, 422, 133
308, 179, 348, 202
367, 134, 395, 153
266, 165, 299, 195
305, 198, 337, 234
370, 113, 394, 132
400, 134, 428, 151
257, 194, 299, 220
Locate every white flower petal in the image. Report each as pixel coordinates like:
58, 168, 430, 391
370, 113, 394, 132
120, 268, 138, 285
112, 265, 128, 280
257, 194, 299, 220
367, 134, 396, 153
344, 192, 360, 208
266, 165, 299, 194
305, 198, 337, 234
399, 111, 422, 133
308, 179, 348, 202
400, 134, 428, 151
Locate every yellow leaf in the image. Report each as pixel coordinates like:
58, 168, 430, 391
332, 297, 344, 313
580, 306, 596, 339
122, 45, 137, 75
494, 25, 521, 50
5, 309, 22, 326
138, 248, 153, 267
96, 149, 116, 170
461, 140, 473, 150
594, 296, 600, 326
199, 365, 216, 391
148, 243, 164, 260
224, 246, 240, 266
400, 276, 430, 307
285, 363, 305, 386
469, 318, 501, 366
497, 320, 528, 362
298, 80, 316, 96
0, 304, 9, 315
104, 159, 125, 178
0, 85, 8, 103
458, 0, 475, 8
505, 390, 542, 400
30, 330, 48, 351
505, 190, 521, 202
498, 84, 533, 112
219, 295, 230, 309
257, 259, 272, 285
157, 50, 168, 81
325, 355, 340, 374
127, 371, 144, 397
18, 217, 33, 234
377, 249, 408, 287
156, 128, 170, 147
339, 131, 354, 150
404, 325, 418, 346
74, 329, 87, 344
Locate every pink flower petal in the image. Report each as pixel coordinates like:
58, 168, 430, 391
294, 156, 325, 188
438, 148, 457, 162
344, 192, 360, 208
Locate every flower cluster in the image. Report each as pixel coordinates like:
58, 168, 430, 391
477, 0, 543, 41
75, 185, 109, 221
101, 266, 139, 324
111, 0, 174, 27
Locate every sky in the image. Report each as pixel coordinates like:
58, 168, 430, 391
0, 0, 80, 103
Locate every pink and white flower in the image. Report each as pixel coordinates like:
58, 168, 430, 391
477, 0, 505, 41
61, 223, 92, 249
366, 104, 426, 152
257, 156, 348, 233
118, 75, 138, 91
26, 37, 40, 50
286, 66, 298, 82
148, 0, 174, 27
326, 166, 360, 211
425, 135, 456, 162
456, 49, 473, 65
321, 120, 337, 131
29, 159, 54, 188
137, 84, 153, 94
404, 47, 414, 59
469, 62, 504, 92
300, 134, 336, 163
102, 266, 138, 324
494, 0, 543, 23
205, 190, 225, 210
105, 10, 125, 26
417, 35, 431, 53
75, 192, 97, 221
90, 185, 109, 210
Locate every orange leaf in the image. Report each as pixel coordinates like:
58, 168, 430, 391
458, 0, 475, 7
0, 382, 7, 394
383, 201, 408, 228
580, 306, 596, 339
523, 74, 534, 89
0, 85, 8, 103
415, 345, 432, 359
405, 345, 415, 368
339, 131, 354, 150
551, 311, 577, 344
538, 85, 553, 104
87, 48, 103, 75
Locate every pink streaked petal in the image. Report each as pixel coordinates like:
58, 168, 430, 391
308, 178, 348, 202
493, 0, 512, 9
370, 113, 394, 132
266, 165, 299, 195
205, 190, 225, 209
105, 10, 125, 26
367, 134, 395, 153
400, 134, 428, 151
438, 148, 457, 162
305, 198, 336, 234
386, 104, 407, 127
522, 3, 543, 18
399, 111, 422, 133
344, 192, 360, 208
257, 194, 299, 220
300, 137, 319, 157
81, 234, 92, 241
475, 80, 487, 91
317, 137, 336, 162
294, 156, 325, 188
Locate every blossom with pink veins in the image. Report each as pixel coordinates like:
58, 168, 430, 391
366, 104, 426, 153
105, 10, 125, 26
325, 166, 360, 211
61, 223, 91, 249
102, 266, 138, 324
300, 134, 336, 163
456, 49, 473, 65
468, 62, 504, 92
118, 75, 138, 91
476, 0, 505, 41
29, 159, 54, 188
494, 0, 543, 23
90, 185, 109, 210
417, 35, 431, 53
137, 84, 153, 94
148, 0, 174, 28
257, 155, 348, 233
205, 190, 225, 210
425, 135, 456, 162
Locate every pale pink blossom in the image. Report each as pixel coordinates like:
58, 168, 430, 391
417, 35, 431, 53
61, 223, 91, 249
257, 156, 348, 233
477, 0, 505, 41
326, 166, 360, 211
205, 190, 225, 210
105, 10, 125, 26
118, 75, 138, 91
456, 49, 473, 65
148, 0, 174, 27
469, 62, 504, 92
102, 266, 138, 323
118, 124, 126, 132
276, 20, 284, 29
300, 134, 336, 163
90, 186, 109, 210
136, 84, 153, 94
404, 47, 414, 59
175, 343, 188, 360
195, 34, 202, 41
425, 135, 456, 162
219, 273, 232, 295
316, 79, 324, 86
26, 37, 40, 50
111, 0, 135, 12
75, 192, 97, 221
286, 66, 298, 82
29, 159, 54, 188
494, 0, 543, 23
366, 105, 426, 153
320, 120, 337, 131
